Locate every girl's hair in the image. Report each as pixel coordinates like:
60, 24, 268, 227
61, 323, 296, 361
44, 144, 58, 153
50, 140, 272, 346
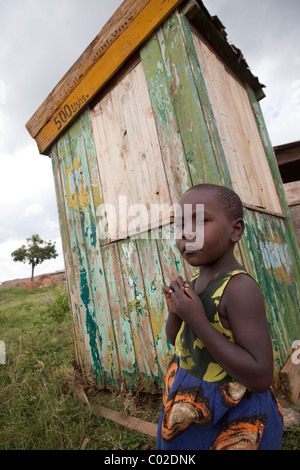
186, 183, 244, 220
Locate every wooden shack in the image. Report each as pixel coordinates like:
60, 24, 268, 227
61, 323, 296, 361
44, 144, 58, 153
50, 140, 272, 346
274, 141, 300, 247
26, 0, 300, 391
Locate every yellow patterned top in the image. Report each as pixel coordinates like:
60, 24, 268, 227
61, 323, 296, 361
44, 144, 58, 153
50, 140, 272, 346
175, 268, 252, 383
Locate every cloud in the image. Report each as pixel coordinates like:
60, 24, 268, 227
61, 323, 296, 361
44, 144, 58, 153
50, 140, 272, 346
23, 204, 44, 217
261, 79, 300, 145
1, 0, 299, 282
205, 0, 300, 146
0, 0, 124, 281
0, 143, 63, 281
0, 144, 54, 210
0, 0, 124, 154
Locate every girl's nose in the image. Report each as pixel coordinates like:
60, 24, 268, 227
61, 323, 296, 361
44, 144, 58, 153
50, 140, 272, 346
183, 230, 196, 241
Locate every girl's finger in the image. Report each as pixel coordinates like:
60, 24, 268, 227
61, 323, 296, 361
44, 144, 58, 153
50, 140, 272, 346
162, 285, 173, 295
184, 287, 197, 299
175, 276, 184, 288
170, 280, 180, 292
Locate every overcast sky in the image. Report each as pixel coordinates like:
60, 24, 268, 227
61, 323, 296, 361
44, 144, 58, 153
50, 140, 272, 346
0, 0, 299, 283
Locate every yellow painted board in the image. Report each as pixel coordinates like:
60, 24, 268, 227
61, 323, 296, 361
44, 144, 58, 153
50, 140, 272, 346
30, 0, 184, 153
26, 0, 151, 139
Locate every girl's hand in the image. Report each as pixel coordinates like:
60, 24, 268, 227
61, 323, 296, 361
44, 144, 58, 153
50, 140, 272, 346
162, 285, 176, 314
162, 276, 190, 314
169, 278, 205, 325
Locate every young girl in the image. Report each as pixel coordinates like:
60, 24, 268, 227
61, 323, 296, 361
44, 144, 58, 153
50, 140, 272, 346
156, 184, 283, 450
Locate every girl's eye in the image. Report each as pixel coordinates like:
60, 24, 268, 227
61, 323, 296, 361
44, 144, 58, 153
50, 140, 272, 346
196, 218, 208, 225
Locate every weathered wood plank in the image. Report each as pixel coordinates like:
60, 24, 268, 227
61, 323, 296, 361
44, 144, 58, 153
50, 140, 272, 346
90, 61, 172, 242
51, 144, 89, 374
183, 1, 265, 100
130, 62, 172, 212
68, 113, 121, 388
157, 12, 222, 185
80, 109, 104, 212
178, 16, 231, 188
29, 0, 185, 154
55, 115, 121, 388
247, 86, 300, 280
289, 205, 300, 247
156, 224, 192, 282
191, 28, 282, 214
140, 32, 192, 204
280, 343, 300, 403
101, 243, 137, 389
136, 233, 173, 384
284, 181, 300, 207
113, 64, 169, 231
93, 404, 158, 439
56, 132, 99, 381
117, 238, 159, 389
90, 91, 121, 243
241, 208, 300, 374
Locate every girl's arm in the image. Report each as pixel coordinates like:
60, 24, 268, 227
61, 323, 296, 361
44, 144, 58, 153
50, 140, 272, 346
170, 275, 274, 393
165, 310, 182, 345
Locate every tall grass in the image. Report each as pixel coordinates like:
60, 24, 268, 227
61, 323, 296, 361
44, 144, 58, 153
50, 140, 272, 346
0, 285, 298, 450
0, 285, 157, 450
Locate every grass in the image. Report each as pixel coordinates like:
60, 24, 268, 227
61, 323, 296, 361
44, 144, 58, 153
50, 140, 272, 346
281, 425, 300, 450
0, 285, 158, 450
0, 284, 299, 450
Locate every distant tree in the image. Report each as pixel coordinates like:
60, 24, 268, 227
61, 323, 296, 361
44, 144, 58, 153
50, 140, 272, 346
11, 234, 58, 281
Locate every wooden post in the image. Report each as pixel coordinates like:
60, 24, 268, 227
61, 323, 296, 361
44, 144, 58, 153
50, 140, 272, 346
280, 343, 300, 403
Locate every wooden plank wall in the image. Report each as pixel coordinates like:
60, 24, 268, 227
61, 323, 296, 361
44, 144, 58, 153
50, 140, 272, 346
187, 22, 300, 369
288, 205, 300, 247
240, 210, 300, 373
50, 8, 300, 391
191, 29, 282, 214
51, 107, 192, 390
284, 181, 300, 247
90, 60, 173, 242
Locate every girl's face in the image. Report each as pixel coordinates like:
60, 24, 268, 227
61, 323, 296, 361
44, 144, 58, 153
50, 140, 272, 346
175, 189, 236, 268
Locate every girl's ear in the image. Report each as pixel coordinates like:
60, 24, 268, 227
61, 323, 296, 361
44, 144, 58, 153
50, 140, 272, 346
230, 218, 245, 243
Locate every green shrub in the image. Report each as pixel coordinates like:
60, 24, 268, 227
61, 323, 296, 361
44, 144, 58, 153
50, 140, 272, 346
46, 286, 70, 322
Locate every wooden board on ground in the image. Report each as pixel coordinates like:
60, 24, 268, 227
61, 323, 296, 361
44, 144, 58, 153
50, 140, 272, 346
280, 343, 300, 403
93, 404, 158, 439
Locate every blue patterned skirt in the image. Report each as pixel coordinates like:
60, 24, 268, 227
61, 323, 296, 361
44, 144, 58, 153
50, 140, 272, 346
156, 355, 283, 450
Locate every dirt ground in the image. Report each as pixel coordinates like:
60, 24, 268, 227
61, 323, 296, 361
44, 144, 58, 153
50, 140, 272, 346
0, 270, 66, 290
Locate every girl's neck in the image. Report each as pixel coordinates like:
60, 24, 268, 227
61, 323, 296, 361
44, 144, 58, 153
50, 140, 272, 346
198, 252, 241, 278
194, 254, 241, 293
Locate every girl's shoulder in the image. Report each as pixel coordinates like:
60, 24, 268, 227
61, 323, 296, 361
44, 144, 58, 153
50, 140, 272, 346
220, 270, 264, 311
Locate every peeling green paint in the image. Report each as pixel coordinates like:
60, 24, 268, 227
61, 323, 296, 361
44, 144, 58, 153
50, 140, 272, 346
79, 264, 102, 379
50, 5, 300, 393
